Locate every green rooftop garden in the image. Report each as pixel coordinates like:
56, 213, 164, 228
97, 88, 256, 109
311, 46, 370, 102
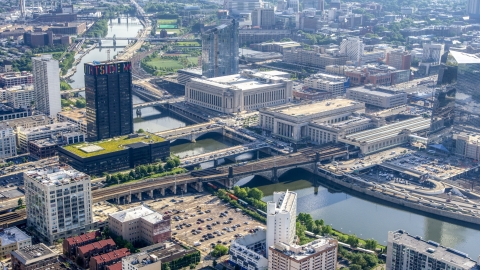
62, 133, 165, 158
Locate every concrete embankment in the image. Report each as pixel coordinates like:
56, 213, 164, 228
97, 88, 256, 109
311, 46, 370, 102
316, 170, 480, 226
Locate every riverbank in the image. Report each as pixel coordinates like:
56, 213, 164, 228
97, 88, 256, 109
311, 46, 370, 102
62, 43, 97, 80
317, 169, 480, 226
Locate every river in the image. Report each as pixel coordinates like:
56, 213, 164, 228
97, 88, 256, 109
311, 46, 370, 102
242, 170, 480, 257
69, 17, 144, 89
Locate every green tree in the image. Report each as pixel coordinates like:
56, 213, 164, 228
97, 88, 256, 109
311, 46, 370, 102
236, 188, 248, 198
364, 239, 378, 251
172, 157, 181, 167
363, 254, 379, 268
137, 128, 145, 133
17, 198, 23, 206
349, 264, 362, 270
212, 245, 228, 257
75, 99, 86, 108
346, 234, 360, 248
321, 225, 333, 235
315, 219, 324, 227
165, 159, 176, 170
248, 188, 263, 200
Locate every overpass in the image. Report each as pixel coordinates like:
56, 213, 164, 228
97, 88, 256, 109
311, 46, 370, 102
133, 97, 184, 109
180, 143, 267, 168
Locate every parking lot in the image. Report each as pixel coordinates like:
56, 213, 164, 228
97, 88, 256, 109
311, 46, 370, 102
157, 194, 263, 255
92, 193, 264, 255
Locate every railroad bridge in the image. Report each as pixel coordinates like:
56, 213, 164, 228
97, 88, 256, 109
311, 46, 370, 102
90, 145, 354, 204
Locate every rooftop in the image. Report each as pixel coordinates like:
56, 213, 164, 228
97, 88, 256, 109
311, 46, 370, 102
234, 227, 266, 247
18, 122, 77, 135
122, 252, 160, 268
449, 51, 480, 64
0, 227, 30, 246
62, 133, 165, 158
91, 248, 130, 265
105, 262, 122, 270
109, 205, 165, 224
139, 242, 198, 264
390, 230, 478, 269
265, 99, 363, 117
11, 243, 56, 265
0, 115, 53, 128
65, 231, 99, 246
347, 86, 405, 97
57, 109, 86, 123
189, 70, 289, 91
272, 238, 337, 261
344, 117, 431, 144
78, 239, 115, 254
25, 165, 89, 186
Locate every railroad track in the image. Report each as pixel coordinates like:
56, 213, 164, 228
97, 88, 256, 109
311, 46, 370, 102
0, 209, 26, 226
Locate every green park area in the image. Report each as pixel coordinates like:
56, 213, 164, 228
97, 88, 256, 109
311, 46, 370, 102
157, 19, 182, 35
141, 52, 199, 76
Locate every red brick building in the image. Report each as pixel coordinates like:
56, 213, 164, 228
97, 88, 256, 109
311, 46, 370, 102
76, 239, 116, 268
89, 248, 130, 270
63, 231, 101, 257
105, 262, 122, 270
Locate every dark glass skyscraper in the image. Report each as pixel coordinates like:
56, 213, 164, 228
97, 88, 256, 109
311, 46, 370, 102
201, 19, 239, 78
85, 61, 133, 141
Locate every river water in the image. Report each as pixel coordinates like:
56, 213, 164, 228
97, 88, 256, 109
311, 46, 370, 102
69, 17, 144, 89
242, 171, 480, 257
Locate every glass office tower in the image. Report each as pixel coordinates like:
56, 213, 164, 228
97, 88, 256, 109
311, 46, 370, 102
85, 61, 133, 141
201, 19, 239, 78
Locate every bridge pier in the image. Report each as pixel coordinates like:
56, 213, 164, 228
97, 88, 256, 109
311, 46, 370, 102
272, 167, 279, 183
126, 194, 131, 204
137, 192, 142, 200
169, 185, 177, 195
149, 189, 154, 198
213, 159, 218, 167
181, 183, 187, 194
160, 188, 165, 196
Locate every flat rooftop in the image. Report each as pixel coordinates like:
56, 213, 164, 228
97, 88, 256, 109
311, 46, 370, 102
25, 165, 89, 186
272, 238, 337, 261
190, 70, 289, 91
0, 227, 30, 246
348, 86, 405, 97
58, 109, 86, 123
234, 227, 266, 247
62, 133, 165, 158
11, 243, 56, 265
267, 99, 362, 117
344, 117, 431, 144
109, 205, 165, 224
19, 122, 76, 134
390, 230, 478, 269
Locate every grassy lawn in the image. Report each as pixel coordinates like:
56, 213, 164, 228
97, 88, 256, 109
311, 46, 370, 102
147, 58, 184, 69
157, 19, 177, 25
176, 41, 201, 46
145, 56, 198, 70
157, 28, 182, 35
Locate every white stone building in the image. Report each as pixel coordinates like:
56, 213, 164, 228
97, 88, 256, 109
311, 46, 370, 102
186, 70, 292, 113
5, 85, 35, 109
25, 166, 93, 244
0, 123, 17, 158
266, 190, 297, 257
304, 73, 349, 97
32, 55, 61, 117
259, 98, 365, 142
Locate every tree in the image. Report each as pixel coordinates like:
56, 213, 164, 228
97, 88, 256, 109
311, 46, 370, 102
364, 239, 378, 251
17, 198, 23, 207
236, 189, 248, 199
156, 164, 164, 173
248, 188, 263, 200
346, 234, 360, 248
165, 159, 176, 170
212, 245, 228, 257
349, 264, 362, 270
137, 128, 145, 133
315, 219, 324, 227
172, 157, 181, 167
321, 225, 333, 235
